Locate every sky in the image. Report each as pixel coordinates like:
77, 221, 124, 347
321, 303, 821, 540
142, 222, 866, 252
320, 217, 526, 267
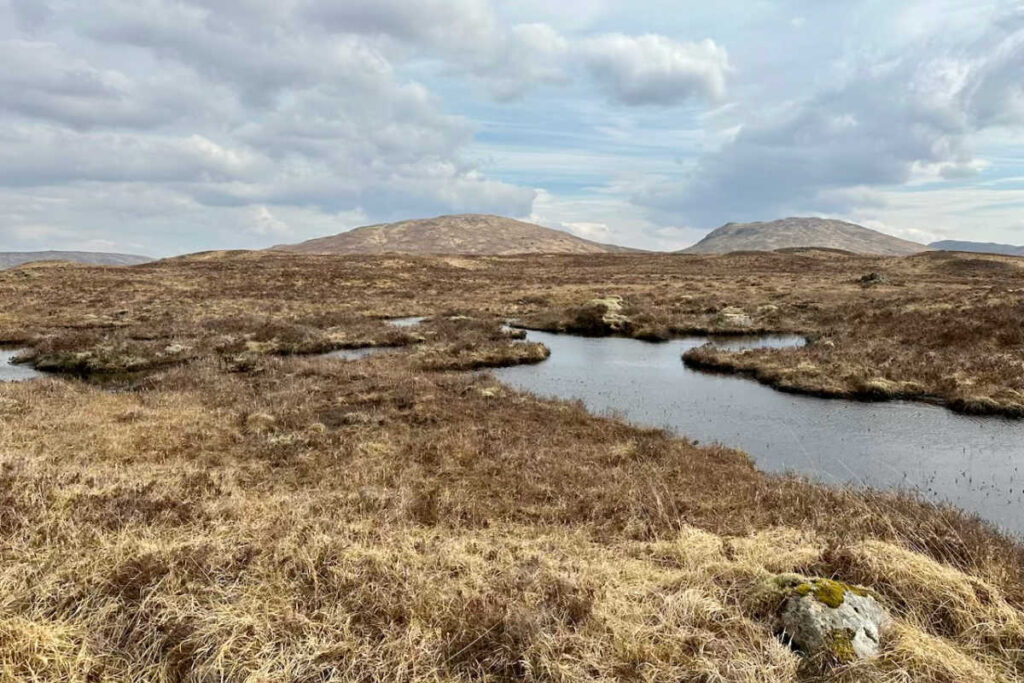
1, 0, 1023, 256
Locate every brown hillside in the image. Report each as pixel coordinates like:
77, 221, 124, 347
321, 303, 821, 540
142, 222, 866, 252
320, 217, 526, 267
272, 214, 636, 255
683, 217, 929, 256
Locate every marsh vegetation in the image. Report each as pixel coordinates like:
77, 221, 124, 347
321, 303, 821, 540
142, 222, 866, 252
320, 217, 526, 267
1, 251, 1023, 681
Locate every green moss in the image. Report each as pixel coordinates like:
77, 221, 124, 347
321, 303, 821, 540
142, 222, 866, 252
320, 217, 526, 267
810, 579, 848, 608
789, 577, 870, 609
824, 629, 857, 663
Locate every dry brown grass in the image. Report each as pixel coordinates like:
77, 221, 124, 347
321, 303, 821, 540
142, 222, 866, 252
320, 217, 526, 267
1, 251, 1023, 681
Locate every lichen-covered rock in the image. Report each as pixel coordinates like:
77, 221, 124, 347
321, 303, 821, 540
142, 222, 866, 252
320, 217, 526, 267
775, 577, 891, 662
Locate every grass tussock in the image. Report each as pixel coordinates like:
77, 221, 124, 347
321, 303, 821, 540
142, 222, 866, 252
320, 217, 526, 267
0, 251, 1022, 680
410, 315, 549, 370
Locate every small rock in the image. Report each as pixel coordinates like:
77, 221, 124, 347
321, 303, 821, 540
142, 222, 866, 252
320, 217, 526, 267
775, 577, 891, 662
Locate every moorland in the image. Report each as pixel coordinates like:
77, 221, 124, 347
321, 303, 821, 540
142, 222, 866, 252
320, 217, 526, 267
1, 249, 1023, 681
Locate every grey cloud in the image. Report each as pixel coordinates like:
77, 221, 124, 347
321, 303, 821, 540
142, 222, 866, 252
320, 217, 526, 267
0, 0, 732, 256
304, 0, 498, 52
306, 0, 570, 100
0, 0, 536, 245
76, 1, 339, 99
305, 0, 725, 106
9, 0, 52, 31
637, 14, 1024, 227
0, 126, 267, 186
963, 12, 1024, 127
0, 39, 223, 129
463, 22, 571, 101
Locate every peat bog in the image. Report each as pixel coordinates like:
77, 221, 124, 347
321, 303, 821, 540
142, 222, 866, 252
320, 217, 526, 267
2, 251, 1024, 681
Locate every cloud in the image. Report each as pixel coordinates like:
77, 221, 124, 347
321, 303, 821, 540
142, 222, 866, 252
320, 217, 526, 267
0, 127, 268, 186
636, 11, 1024, 228
249, 206, 293, 237
8, 0, 1020, 256
8, 0, 52, 31
304, 0, 499, 53
578, 35, 729, 105
0, 39, 221, 130
962, 11, 1024, 128
472, 23, 571, 100
0, 0, 542, 254
307, 0, 725, 105
0, 0, 735, 255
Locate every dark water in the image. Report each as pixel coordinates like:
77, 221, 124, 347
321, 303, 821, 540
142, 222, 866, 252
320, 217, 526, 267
0, 349, 41, 382
492, 330, 1024, 537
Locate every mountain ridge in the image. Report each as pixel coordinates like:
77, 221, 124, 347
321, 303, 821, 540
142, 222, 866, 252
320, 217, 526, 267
681, 217, 929, 256
929, 240, 1024, 257
271, 214, 639, 255
0, 251, 153, 270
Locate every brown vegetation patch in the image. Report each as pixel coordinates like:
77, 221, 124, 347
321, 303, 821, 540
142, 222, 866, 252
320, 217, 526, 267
934, 257, 1020, 277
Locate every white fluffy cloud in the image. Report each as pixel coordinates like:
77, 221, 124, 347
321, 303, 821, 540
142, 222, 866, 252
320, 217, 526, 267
636, 5, 1024, 229
579, 35, 729, 105
7, 0, 1019, 255
0, 0, 547, 253
0, 0, 729, 254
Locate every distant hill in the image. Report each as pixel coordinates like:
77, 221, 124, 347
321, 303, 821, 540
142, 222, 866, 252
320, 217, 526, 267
929, 240, 1024, 257
681, 217, 929, 256
272, 214, 637, 255
0, 251, 153, 270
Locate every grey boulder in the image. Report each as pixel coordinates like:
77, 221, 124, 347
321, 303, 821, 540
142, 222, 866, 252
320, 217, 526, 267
774, 576, 892, 662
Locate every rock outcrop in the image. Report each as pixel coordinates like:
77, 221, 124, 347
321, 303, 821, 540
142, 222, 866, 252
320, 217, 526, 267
772, 576, 891, 662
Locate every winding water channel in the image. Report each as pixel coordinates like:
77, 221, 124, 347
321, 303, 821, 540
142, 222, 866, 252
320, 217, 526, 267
492, 329, 1024, 537
6, 322, 1024, 535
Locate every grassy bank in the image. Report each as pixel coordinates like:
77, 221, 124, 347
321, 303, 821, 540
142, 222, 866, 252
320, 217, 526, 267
512, 251, 1024, 417
1, 251, 1023, 680
681, 343, 1024, 418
